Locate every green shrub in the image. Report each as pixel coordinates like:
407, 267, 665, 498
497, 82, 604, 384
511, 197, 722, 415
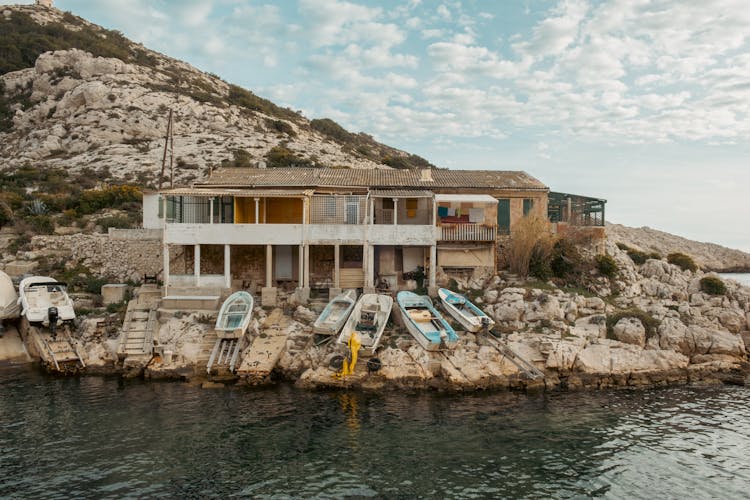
667, 252, 697, 272
699, 276, 726, 295
7, 234, 30, 254
606, 308, 659, 339
96, 215, 134, 230
226, 84, 300, 123
529, 244, 552, 281
550, 238, 583, 279
265, 145, 314, 168
220, 149, 254, 168
265, 118, 296, 137
626, 249, 647, 264
596, 254, 618, 278
616, 242, 631, 251
310, 118, 355, 143
648, 252, 662, 260
25, 214, 55, 234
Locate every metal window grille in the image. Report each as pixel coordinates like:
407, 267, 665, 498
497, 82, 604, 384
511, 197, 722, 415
310, 195, 367, 224
165, 196, 212, 223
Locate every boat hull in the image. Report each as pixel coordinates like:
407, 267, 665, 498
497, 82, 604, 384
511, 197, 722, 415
438, 288, 495, 333
313, 289, 357, 336
18, 276, 75, 326
337, 294, 393, 356
215, 291, 254, 338
397, 291, 458, 351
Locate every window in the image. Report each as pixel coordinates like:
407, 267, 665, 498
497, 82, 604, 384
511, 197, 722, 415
406, 198, 418, 218
497, 199, 510, 234
523, 198, 534, 216
382, 198, 394, 210
345, 196, 359, 224
323, 196, 337, 217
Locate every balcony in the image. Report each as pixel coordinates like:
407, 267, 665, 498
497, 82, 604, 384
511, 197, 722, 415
164, 222, 439, 246
439, 224, 497, 242
164, 223, 304, 245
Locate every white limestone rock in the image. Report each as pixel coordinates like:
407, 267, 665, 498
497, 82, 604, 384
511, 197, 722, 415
572, 315, 607, 340
524, 294, 564, 322
612, 317, 646, 347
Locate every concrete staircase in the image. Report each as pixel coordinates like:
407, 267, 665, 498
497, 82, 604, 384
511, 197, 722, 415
118, 285, 162, 366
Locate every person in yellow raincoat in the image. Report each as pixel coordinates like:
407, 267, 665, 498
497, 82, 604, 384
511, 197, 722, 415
337, 331, 361, 378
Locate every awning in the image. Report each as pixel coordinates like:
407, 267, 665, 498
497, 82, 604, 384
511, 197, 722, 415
159, 188, 313, 198
369, 189, 434, 198
435, 194, 498, 204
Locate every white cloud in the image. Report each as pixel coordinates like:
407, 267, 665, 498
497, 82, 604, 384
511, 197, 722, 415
513, 0, 588, 59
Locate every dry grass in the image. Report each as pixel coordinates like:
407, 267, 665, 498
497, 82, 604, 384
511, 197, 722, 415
506, 215, 557, 277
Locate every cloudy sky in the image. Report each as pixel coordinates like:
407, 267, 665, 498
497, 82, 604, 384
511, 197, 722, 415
10, 0, 750, 251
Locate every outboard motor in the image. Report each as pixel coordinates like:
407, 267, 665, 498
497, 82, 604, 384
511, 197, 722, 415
48, 306, 59, 338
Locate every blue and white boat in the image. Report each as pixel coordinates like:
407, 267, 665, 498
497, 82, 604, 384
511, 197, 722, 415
215, 291, 254, 338
397, 291, 458, 351
313, 289, 357, 336
438, 288, 495, 333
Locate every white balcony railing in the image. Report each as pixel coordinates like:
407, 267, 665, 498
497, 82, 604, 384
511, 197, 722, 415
439, 224, 497, 241
164, 222, 439, 246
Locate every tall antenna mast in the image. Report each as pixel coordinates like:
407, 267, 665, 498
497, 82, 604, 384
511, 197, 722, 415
158, 109, 174, 190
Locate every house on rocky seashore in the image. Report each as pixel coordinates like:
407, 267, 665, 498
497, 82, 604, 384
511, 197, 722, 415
142, 167, 603, 306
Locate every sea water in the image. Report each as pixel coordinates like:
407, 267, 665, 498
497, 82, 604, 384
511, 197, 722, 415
719, 273, 750, 287
2, 366, 750, 498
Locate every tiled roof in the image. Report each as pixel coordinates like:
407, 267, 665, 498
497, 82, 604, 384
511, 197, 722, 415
194, 167, 548, 191
160, 188, 312, 197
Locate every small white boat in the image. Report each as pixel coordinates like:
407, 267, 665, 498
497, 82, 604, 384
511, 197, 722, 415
337, 294, 393, 356
215, 291, 254, 338
438, 288, 495, 332
0, 270, 20, 320
313, 289, 357, 335
18, 276, 75, 326
397, 291, 458, 351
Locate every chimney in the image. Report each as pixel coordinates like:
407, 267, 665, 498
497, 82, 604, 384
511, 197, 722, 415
419, 168, 433, 182
256, 160, 267, 169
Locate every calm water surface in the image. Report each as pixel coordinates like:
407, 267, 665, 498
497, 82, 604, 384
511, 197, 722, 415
719, 273, 750, 287
2, 366, 750, 499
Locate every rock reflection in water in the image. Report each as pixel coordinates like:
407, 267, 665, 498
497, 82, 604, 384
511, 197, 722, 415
2, 366, 750, 498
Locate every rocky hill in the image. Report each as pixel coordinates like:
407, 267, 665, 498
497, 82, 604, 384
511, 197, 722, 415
0, 4, 432, 188
607, 223, 750, 272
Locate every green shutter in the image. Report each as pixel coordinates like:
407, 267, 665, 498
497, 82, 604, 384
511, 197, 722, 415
497, 199, 510, 234
523, 198, 534, 216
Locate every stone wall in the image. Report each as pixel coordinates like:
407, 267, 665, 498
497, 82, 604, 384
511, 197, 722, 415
30, 233, 162, 282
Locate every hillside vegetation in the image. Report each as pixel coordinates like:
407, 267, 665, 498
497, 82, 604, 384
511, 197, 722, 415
0, 5, 434, 190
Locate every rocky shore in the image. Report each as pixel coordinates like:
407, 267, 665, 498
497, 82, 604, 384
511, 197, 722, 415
606, 223, 750, 272
4, 238, 748, 393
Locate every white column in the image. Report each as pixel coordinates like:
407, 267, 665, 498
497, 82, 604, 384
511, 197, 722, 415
366, 244, 375, 288
369, 197, 375, 224
209, 197, 214, 224
224, 244, 231, 289
393, 198, 398, 225
303, 244, 310, 288
334, 244, 340, 288
266, 244, 273, 287
302, 197, 308, 225
254, 198, 260, 224
161, 195, 168, 222
432, 197, 437, 226
194, 244, 201, 287
163, 243, 170, 295
298, 244, 304, 287
429, 245, 437, 288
